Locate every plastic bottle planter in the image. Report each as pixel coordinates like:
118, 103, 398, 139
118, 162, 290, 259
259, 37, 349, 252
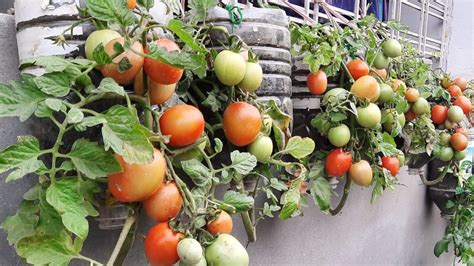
207, 7, 293, 118
428, 159, 457, 219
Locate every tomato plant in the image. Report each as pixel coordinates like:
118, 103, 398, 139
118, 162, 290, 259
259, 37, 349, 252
382, 39, 402, 58
356, 103, 382, 128
84, 29, 121, 61
453, 95, 472, 114
448, 106, 464, 123
205, 234, 249, 266
405, 88, 419, 103
328, 124, 351, 147
450, 133, 468, 151
448, 85, 462, 97
453, 76, 468, 91
177, 238, 203, 265
239, 62, 263, 92
248, 135, 273, 162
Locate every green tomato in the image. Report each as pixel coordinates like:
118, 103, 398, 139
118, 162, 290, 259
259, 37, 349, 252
447, 106, 464, 123
205, 234, 249, 266
373, 53, 389, 70
412, 98, 430, 115
322, 88, 348, 104
238, 62, 263, 93
378, 84, 394, 104
84, 29, 121, 61
178, 238, 203, 265
248, 135, 273, 162
437, 146, 454, 162
214, 50, 247, 86
439, 133, 451, 146
356, 103, 382, 128
397, 152, 405, 166
382, 39, 402, 58
454, 150, 467, 161
328, 124, 351, 147
383, 110, 405, 132
180, 256, 207, 266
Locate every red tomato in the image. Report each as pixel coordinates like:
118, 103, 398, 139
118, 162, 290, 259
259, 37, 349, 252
405, 109, 417, 121
144, 39, 184, 85
207, 211, 233, 236
160, 105, 205, 147
448, 85, 462, 97
100, 38, 144, 85
307, 70, 327, 95
145, 223, 183, 266
325, 149, 352, 177
450, 133, 468, 151
455, 127, 468, 137
381, 156, 400, 176
144, 182, 183, 222
223, 102, 262, 147
453, 95, 472, 114
108, 149, 166, 202
431, 104, 448, 125
453, 77, 468, 91
346, 59, 369, 80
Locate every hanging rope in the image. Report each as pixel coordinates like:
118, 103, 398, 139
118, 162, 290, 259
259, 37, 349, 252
225, 4, 243, 33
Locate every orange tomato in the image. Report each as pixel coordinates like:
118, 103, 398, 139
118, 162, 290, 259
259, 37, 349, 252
144, 39, 184, 85
391, 79, 407, 92
100, 38, 144, 85
307, 70, 327, 95
346, 59, 369, 80
453, 95, 472, 114
350, 75, 380, 102
223, 102, 262, 147
134, 70, 176, 105
450, 133, 468, 151
453, 77, 468, 91
405, 88, 420, 103
371, 68, 387, 79
207, 211, 233, 235
448, 85, 462, 97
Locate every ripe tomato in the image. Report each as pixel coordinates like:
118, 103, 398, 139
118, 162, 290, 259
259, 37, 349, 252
356, 103, 382, 128
391, 79, 407, 92
127, 0, 136, 9
378, 83, 394, 104
134, 70, 176, 105
328, 124, 351, 147
440, 132, 451, 146
207, 211, 233, 235
350, 76, 380, 102
144, 39, 184, 85
348, 160, 373, 187
412, 98, 430, 115
84, 29, 121, 61
405, 88, 419, 103
373, 53, 389, 70
160, 105, 205, 147
448, 85, 462, 98
450, 133, 468, 151
325, 149, 352, 177
453, 95, 472, 114
405, 109, 417, 121
382, 39, 402, 58
437, 146, 454, 162
100, 38, 144, 85
346, 59, 369, 80
307, 70, 327, 95
108, 148, 166, 202
205, 234, 249, 266
381, 156, 400, 176
453, 77, 468, 91
223, 102, 261, 147
371, 68, 387, 79
239, 62, 263, 92
248, 135, 273, 162
145, 223, 183, 266
214, 50, 247, 86
431, 104, 448, 124
455, 127, 468, 137
447, 105, 464, 123
144, 182, 183, 222
177, 238, 203, 265
442, 77, 452, 89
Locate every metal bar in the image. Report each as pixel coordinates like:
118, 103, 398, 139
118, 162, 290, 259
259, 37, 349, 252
304, 0, 310, 17
397, 0, 402, 39
313, 2, 320, 22
401, 0, 444, 19
417, 0, 426, 50
361, 0, 367, 17
422, 0, 430, 56
354, 0, 360, 20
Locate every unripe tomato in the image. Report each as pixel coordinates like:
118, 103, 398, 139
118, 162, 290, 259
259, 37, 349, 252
100, 38, 144, 85
373, 53, 389, 70
356, 103, 382, 128
453, 95, 472, 114
440, 132, 452, 146
448, 85, 462, 97
180, 257, 206, 266
453, 77, 468, 91
134, 70, 176, 105
144, 182, 183, 222
328, 124, 351, 147
177, 238, 203, 265
411, 98, 430, 115
371, 68, 387, 79
405, 88, 419, 103
391, 79, 407, 92
447, 105, 464, 123
450, 133, 468, 151
378, 83, 394, 104
145, 223, 184, 266
444, 119, 457, 129
127, 0, 136, 9
348, 160, 373, 187
205, 234, 249, 266
307, 70, 327, 95
207, 211, 233, 235
383, 109, 405, 132
84, 29, 121, 61
437, 146, 454, 162
144, 39, 184, 85
214, 50, 246, 86
350, 76, 380, 102
454, 150, 467, 161
381, 156, 400, 176
238, 62, 263, 92
382, 39, 402, 58
442, 77, 452, 89
248, 135, 273, 162
108, 149, 166, 202
431, 104, 448, 124
346, 59, 369, 80
325, 149, 352, 177
397, 152, 405, 166
223, 102, 262, 147
160, 105, 205, 147
405, 109, 417, 121
455, 127, 468, 137
322, 88, 347, 103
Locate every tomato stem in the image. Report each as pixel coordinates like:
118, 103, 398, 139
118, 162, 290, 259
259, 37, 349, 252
238, 180, 257, 243
329, 177, 352, 216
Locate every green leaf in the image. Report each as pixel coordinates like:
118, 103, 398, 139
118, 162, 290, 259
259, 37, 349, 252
1, 201, 39, 245
68, 139, 122, 179
382, 132, 397, 147
93, 43, 113, 65
102, 105, 154, 164
161, 0, 181, 15
284, 136, 315, 159
6, 158, 44, 183
75, 116, 107, 132
45, 98, 64, 112
34, 72, 71, 97
137, 0, 154, 9
272, 122, 286, 151
229, 151, 257, 175
310, 176, 332, 211
167, 19, 207, 53
0, 136, 41, 175
434, 239, 450, 257
279, 179, 302, 220
94, 77, 126, 96
181, 159, 211, 186
214, 138, 223, 153
202, 91, 223, 112
67, 107, 84, 124
223, 191, 254, 213
445, 200, 455, 209
37, 191, 63, 235
188, 0, 218, 22
20, 56, 71, 72
85, 0, 135, 26
23, 184, 42, 201
379, 142, 398, 156
34, 101, 54, 118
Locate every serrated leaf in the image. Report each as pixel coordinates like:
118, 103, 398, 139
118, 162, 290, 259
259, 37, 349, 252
37, 191, 63, 235
137, 0, 154, 9
67, 107, 84, 124
34, 72, 71, 97
0, 136, 41, 175
161, 0, 181, 14
223, 191, 254, 213
284, 136, 315, 159
310, 177, 332, 211
1, 201, 39, 245
279, 179, 302, 220
229, 151, 257, 175
20, 56, 71, 72
188, 0, 218, 22
102, 105, 154, 164
181, 159, 211, 186
74, 116, 107, 132
94, 77, 125, 96
68, 139, 122, 179
45, 98, 64, 112
167, 19, 207, 53
214, 138, 223, 153
202, 91, 222, 112
92, 43, 112, 65
6, 158, 44, 183
85, 0, 135, 26
34, 101, 54, 118
23, 184, 42, 201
